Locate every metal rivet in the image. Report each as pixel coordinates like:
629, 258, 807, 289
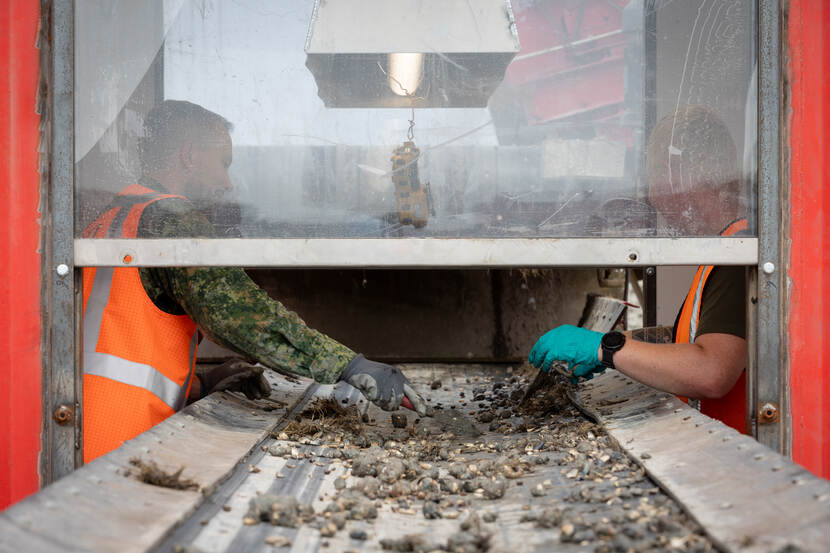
56, 264, 70, 276
762, 262, 775, 274
645, 267, 655, 276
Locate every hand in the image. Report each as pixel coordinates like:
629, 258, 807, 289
339, 355, 427, 416
200, 358, 272, 400
528, 325, 604, 380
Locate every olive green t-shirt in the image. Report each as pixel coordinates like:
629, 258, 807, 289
675, 265, 746, 341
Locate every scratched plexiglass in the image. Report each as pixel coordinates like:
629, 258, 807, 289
75, 0, 756, 239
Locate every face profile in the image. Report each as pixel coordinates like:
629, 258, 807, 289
183, 125, 234, 209
138, 100, 234, 210
646, 105, 740, 235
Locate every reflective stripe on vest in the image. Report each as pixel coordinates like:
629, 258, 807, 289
83, 268, 197, 411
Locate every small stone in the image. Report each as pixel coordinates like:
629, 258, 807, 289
559, 522, 576, 542
531, 484, 547, 497
430, 380, 442, 390
268, 442, 292, 457
480, 477, 507, 500
319, 521, 338, 537
391, 414, 408, 429
334, 476, 347, 490
222, 505, 231, 512
482, 511, 498, 523
536, 508, 562, 529
243, 517, 258, 526
379, 534, 425, 552
331, 513, 346, 530
264, 535, 292, 547
422, 501, 442, 519
640, 453, 651, 460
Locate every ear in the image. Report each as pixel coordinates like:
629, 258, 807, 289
179, 141, 195, 170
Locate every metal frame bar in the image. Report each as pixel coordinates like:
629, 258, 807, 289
42, 0, 79, 483
74, 237, 758, 268
754, 0, 786, 453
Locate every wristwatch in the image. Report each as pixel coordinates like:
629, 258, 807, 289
600, 331, 626, 369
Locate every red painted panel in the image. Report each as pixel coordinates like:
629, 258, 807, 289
787, 0, 830, 479
507, 0, 628, 125
0, 1, 43, 507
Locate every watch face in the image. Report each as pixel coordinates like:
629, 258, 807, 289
602, 331, 625, 350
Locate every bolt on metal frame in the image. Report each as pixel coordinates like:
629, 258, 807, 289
45, 0, 785, 480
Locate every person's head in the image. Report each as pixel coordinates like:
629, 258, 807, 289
646, 105, 740, 234
138, 100, 234, 206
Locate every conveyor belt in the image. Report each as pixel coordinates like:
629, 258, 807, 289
2, 366, 829, 553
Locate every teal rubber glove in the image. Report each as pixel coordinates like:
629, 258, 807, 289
528, 325, 604, 380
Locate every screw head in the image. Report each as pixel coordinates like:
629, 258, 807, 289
762, 262, 775, 275
627, 252, 639, 262
56, 264, 70, 276
645, 267, 656, 276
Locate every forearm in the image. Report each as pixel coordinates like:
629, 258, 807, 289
609, 332, 746, 399
168, 266, 356, 383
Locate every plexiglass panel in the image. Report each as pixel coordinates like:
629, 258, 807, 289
75, 0, 756, 240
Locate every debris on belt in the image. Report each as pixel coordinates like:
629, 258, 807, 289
236, 366, 715, 553
128, 457, 200, 491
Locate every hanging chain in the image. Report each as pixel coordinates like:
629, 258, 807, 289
407, 106, 416, 141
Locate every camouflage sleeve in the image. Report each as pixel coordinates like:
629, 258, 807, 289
138, 198, 356, 383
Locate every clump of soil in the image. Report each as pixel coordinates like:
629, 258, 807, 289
128, 457, 199, 491
245, 494, 315, 528
516, 369, 573, 419
282, 398, 364, 437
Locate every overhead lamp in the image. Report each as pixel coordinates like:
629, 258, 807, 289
304, 0, 520, 108
387, 53, 424, 97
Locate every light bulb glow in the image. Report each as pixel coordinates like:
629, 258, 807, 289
387, 53, 423, 97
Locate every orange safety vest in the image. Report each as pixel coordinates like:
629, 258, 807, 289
675, 218, 748, 433
82, 184, 199, 462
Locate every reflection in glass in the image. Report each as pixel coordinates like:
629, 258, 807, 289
75, 0, 756, 239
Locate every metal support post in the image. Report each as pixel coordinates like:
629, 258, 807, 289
755, 0, 787, 454
41, 0, 79, 483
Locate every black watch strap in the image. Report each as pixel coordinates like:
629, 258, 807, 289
600, 331, 626, 369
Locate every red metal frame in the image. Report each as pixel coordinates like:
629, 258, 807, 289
0, 1, 42, 507
786, 0, 830, 480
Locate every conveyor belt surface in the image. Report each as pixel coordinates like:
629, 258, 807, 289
2, 366, 829, 553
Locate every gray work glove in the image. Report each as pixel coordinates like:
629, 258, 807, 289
200, 358, 271, 400
339, 354, 427, 416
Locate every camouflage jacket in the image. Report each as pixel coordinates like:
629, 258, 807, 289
135, 178, 356, 384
